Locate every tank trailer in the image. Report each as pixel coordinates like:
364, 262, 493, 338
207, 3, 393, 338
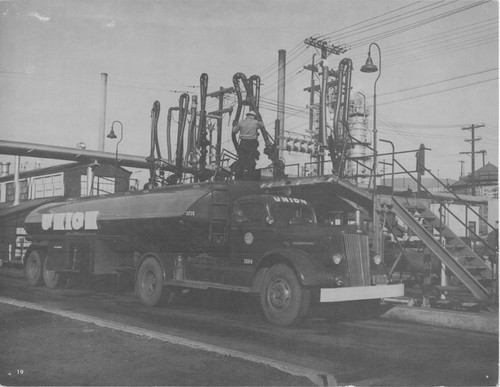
24, 179, 403, 326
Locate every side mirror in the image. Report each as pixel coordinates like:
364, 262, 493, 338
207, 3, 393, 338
266, 216, 275, 225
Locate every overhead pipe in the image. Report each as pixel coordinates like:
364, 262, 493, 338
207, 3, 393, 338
0, 140, 149, 169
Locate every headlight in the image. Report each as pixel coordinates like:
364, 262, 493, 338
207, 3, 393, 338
332, 253, 343, 265
373, 254, 382, 265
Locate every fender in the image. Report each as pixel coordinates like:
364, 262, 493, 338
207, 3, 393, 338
256, 247, 329, 287
135, 251, 176, 285
23, 244, 47, 266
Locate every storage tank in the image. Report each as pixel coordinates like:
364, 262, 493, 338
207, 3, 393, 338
347, 93, 371, 186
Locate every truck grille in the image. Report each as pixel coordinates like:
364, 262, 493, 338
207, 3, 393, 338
342, 234, 371, 286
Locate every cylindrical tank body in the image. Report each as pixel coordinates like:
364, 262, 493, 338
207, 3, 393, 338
25, 180, 261, 252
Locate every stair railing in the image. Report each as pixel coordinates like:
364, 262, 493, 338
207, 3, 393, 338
392, 159, 496, 257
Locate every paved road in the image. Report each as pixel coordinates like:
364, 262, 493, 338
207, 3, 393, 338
0, 275, 498, 386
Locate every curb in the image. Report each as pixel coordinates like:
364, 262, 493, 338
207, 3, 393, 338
382, 305, 498, 335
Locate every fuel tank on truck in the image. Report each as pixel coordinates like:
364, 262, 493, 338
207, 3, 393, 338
24, 180, 262, 251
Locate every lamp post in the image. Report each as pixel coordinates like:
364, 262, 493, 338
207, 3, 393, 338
361, 42, 381, 255
107, 120, 123, 163
107, 121, 123, 190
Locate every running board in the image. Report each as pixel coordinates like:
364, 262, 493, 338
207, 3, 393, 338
166, 279, 253, 293
391, 197, 491, 301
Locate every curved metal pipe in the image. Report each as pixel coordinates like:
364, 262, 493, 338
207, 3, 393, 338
185, 95, 198, 166
248, 75, 261, 110
149, 100, 161, 160
148, 100, 161, 186
198, 73, 209, 175
166, 106, 179, 164
318, 59, 328, 145
231, 73, 245, 150
175, 93, 190, 182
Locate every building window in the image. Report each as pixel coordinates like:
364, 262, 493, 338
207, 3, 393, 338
467, 221, 476, 237
81, 175, 115, 197
33, 174, 64, 199
6, 180, 28, 202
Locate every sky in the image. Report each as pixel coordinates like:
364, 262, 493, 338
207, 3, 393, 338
0, 0, 498, 185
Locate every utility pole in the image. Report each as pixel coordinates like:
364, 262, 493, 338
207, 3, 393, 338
207, 86, 235, 166
460, 123, 485, 195
303, 37, 348, 175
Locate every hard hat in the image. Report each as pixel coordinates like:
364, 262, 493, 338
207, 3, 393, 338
246, 111, 257, 117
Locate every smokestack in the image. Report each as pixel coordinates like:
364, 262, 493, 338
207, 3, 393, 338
98, 73, 108, 152
277, 49, 286, 160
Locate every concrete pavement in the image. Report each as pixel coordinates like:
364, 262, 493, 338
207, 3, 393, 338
1, 265, 497, 335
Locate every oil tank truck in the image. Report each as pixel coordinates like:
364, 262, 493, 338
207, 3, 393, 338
23, 179, 403, 326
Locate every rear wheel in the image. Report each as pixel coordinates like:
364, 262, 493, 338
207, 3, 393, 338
25, 250, 44, 286
43, 257, 64, 289
136, 257, 171, 307
260, 264, 311, 326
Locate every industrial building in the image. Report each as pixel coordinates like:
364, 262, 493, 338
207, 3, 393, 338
0, 162, 131, 266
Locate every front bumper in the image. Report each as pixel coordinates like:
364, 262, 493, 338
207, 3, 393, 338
320, 283, 404, 303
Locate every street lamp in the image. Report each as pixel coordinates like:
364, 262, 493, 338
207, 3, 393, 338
361, 42, 382, 255
107, 121, 123, 189
107, 120, 123, 163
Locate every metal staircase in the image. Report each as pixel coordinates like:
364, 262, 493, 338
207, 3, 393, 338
388, 196, 493, 301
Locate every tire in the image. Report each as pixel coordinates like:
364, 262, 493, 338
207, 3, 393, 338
136, 257, 171, 307
43, 257, 64, 289
260, 264, 311, 326
25, 250, 44, 286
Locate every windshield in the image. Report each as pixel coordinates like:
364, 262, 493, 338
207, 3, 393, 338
270, 203, 316, 225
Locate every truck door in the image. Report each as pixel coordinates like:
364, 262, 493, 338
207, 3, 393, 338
227, 200, 271, 286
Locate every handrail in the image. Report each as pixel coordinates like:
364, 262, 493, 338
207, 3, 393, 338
393, 159, 495, 256
424, 167, 496, 231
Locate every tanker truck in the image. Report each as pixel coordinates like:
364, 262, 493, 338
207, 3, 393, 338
23, 179, 403, 326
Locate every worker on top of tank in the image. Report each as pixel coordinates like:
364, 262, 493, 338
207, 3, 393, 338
232, 110, 265, 180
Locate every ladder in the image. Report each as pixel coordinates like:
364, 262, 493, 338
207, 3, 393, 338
389, 196, 492, 301
210, 190, 229, 245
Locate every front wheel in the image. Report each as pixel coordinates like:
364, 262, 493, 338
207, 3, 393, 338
25, 250, 44, 286
260, 264, 311, 326
136, 256, 171, 307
